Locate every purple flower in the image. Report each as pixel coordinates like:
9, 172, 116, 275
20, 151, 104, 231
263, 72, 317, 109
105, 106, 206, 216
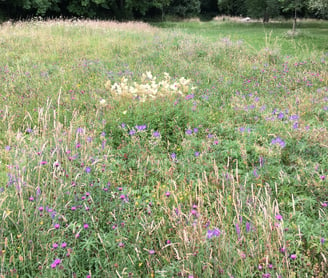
185, 129, 192, 135
152, 131, 160, 138
194, 151, 200, 157
121, 123, 126, 128
271, 137, 286, 148
262, 274, 271, 278
253, 169, 259, 178
149, 249, 155, 255
61, 242, 67, 248
76, 127, 84, 134
171, 153, 176, 159
320, 237, 325, 244
54, 224, 60, 229
290, 114, 299, 121
277, 112, 284, 119
235, 223, 241, 238
5, 146, 11, 151
136, 125, 146, 131
83, 223, 89, 229
53, 243, 59, 249
290, 254, 297, 260
129, 130, 136, 136
207, 228, 220, 239
246, 222, 251, 233
293, 122, 298, 129
85, 167, 91, 173
275, 214, 283, 221
193, 128, 199, 133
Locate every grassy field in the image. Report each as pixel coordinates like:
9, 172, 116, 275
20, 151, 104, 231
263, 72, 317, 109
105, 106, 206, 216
0, 19, 327, 277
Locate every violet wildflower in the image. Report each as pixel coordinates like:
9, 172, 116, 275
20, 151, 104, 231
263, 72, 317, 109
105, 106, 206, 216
5, 146, 11, 151
193, 128, 199, 133
165, 192, 170, 197
235, 223, 241, 238
61, 242, 67, 248
185, 129, 193, 135
262, 274, 271, 278
149, 249, 155, 255
320, 175, 326, 180
277, 112, 284, 119
85, 167, 91, 173
38, 206, 44, 211
246, 222, 251, 233
83, 223, 89, 229
321, 237, 325, 244
54, 224, 60, 229
152, 131, 160, 138
53, 243, 59, 249
29, 196, 34, 202
290, 114, 299, 121
171, 153, 176, 160
290, 254, 297, 260
129, 130, 136, 136
207, 228, 220, 239
194, 151, 200, 157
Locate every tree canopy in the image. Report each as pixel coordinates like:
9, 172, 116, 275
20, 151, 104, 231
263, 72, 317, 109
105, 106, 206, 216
0, 0, 326, 20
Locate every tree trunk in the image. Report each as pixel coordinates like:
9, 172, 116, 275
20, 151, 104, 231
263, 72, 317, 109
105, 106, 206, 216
292, 7, 297, 34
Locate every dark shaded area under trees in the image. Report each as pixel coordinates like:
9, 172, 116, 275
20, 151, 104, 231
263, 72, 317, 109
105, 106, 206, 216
0, 0, 327, 21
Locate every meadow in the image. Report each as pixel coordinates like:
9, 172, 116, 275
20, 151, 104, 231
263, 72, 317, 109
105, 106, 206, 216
0, 19, 327, 277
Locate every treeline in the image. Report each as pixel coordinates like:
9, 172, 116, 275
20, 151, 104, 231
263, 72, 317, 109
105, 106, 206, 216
0, 0, 327, 21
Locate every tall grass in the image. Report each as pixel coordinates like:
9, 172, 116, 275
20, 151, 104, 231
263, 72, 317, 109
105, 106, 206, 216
0, 19, 327, 277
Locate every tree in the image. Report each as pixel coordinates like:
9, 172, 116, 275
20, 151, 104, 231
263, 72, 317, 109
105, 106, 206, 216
279, 0, 308, 34
217, 0, 246, 16
245, 0, 280, 22
168, 0, 201, 18
308, 0, 328, 19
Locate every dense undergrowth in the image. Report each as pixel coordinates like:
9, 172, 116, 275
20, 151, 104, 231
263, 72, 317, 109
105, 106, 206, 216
0, 19, 327, 277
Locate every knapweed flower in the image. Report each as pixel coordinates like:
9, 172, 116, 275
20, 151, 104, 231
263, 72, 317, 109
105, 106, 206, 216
29, 196, 34, 202
165, 192, 170, 197
129, 130, 136, 136
51, 258, 61, 268
322, 202, 327, 207
185, 129, 193, 135
83, 223, 89, 229
320, 237, 325, 244
40, 161, 47, 165
85, 167, 91, 173
320, 175, 326, 180
171, 153, 176, 160
290, 254, 297, 260
207, 228, 220, 239
54, 224, 60, 229
262, 274, 271, 278
194, 151, 200, 157
38, 206, 44, 211
149, 249, 155, 255
53, 243, 59, 249
275, 214, 283, 221
71, 206, 76, 211
118, 242, 125, 248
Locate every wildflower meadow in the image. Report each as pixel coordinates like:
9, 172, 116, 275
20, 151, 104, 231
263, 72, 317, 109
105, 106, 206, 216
0, 19, 327, 277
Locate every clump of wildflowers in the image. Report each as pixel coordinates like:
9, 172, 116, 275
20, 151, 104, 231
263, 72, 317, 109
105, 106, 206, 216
105, 72, 196, 102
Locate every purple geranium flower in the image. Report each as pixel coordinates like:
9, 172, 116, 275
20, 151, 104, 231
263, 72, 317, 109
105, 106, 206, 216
207, 228, 220, 239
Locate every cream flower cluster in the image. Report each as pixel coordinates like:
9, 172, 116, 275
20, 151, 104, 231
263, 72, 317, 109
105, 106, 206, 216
105, 72, 195, 102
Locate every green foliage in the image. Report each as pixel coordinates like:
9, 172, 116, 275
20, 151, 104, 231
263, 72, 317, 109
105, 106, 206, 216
245, 0, 280, 21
